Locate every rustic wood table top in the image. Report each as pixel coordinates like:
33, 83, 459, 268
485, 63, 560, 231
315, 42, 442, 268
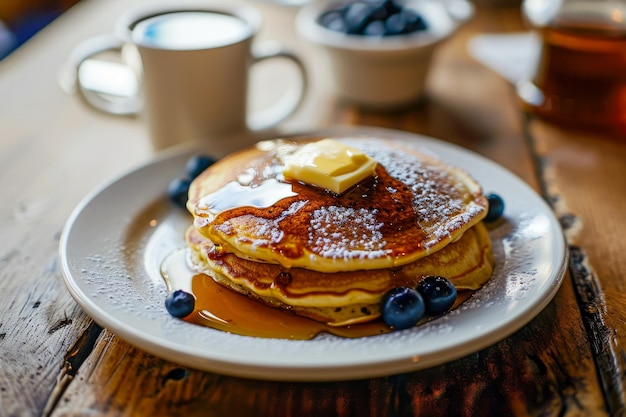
2, 0, 625, 416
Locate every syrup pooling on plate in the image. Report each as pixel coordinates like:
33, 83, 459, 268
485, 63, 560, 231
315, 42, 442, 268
160, 248, 472, 339
161, 249, 391, 339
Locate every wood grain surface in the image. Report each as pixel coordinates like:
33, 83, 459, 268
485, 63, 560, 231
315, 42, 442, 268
1, 1, 624, 416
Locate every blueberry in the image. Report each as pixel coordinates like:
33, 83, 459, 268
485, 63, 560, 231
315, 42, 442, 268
319, 10, 348, 32
369, 1, 389, 20
381, 287, 425, 330
168, 177, 191, 208
364, 20, 386, 36
484, 193, 505, 222
165, 290, 195, 318
186, 155, 216, 179
401, 9, 427, 33
344, 2, 374, 34
382, 0, 402, 15
318, 0, 427, 38
385, 13, 406, 35
417, 276, 457, 315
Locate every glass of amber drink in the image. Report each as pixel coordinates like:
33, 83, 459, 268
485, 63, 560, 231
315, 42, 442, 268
518, 0, 626, 134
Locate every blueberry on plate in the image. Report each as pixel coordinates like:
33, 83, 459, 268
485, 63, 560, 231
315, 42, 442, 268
381, 286, 425, 330
417, 276, 457, 315
484, 193, 505, 222
186, 155, 216, 179
165, 290, 195, 318
167, 177, 192, 208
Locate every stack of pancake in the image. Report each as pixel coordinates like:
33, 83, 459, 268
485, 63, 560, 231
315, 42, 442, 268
185, 137, 494, 326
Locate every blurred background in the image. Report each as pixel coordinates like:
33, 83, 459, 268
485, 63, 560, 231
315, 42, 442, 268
0, 0, 82, 59
0, 0, 523, 61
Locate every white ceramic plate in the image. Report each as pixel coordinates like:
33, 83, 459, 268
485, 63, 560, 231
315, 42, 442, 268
60, 126, 567, 381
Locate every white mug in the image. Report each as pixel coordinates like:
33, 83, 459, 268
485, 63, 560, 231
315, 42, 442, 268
65, 0, 308, 152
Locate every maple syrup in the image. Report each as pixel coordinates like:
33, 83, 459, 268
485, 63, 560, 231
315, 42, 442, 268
160, 249, 471, 340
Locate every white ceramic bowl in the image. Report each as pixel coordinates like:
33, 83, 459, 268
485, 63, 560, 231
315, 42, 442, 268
296, 0, 473, 108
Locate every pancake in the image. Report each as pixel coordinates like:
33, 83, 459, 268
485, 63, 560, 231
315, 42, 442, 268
186, 222, 494, 326
187, 137, 488, 273
183, 136, 494, 326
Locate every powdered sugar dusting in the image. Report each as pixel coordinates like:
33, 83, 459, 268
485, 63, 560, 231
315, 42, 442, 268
201, 137, 486, 267
248, 201, 308, 248
308, 206, 387, 259
344, 138, 484, 248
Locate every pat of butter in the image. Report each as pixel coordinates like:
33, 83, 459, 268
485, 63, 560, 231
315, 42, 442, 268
282, 139, 377, 194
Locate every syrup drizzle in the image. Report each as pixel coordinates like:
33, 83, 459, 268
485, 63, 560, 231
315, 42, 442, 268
191, 139, 487, 273
161, 249, 470, 340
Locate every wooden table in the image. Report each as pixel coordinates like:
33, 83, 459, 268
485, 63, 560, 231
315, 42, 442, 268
2, 0, 625, 415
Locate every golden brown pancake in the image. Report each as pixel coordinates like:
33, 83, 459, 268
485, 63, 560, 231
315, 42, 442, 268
184, 136, 494, 326
186, 223, 494, 326
187, 137, 488, 273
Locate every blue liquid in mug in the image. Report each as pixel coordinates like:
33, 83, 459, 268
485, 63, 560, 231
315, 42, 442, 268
131, 11, 252, 50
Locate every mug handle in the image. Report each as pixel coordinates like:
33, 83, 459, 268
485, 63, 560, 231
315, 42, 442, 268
247, 41, 308, 131
64, 33, 142, 115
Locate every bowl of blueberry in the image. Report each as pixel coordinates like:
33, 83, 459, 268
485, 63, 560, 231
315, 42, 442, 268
296, 0, 473, 108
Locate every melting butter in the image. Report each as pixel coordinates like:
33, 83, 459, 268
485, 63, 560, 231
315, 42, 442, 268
281, 139, 377, 194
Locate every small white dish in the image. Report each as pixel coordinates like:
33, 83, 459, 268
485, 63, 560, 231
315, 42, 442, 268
296, 0, 474, 108
59, 126, 566, 381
